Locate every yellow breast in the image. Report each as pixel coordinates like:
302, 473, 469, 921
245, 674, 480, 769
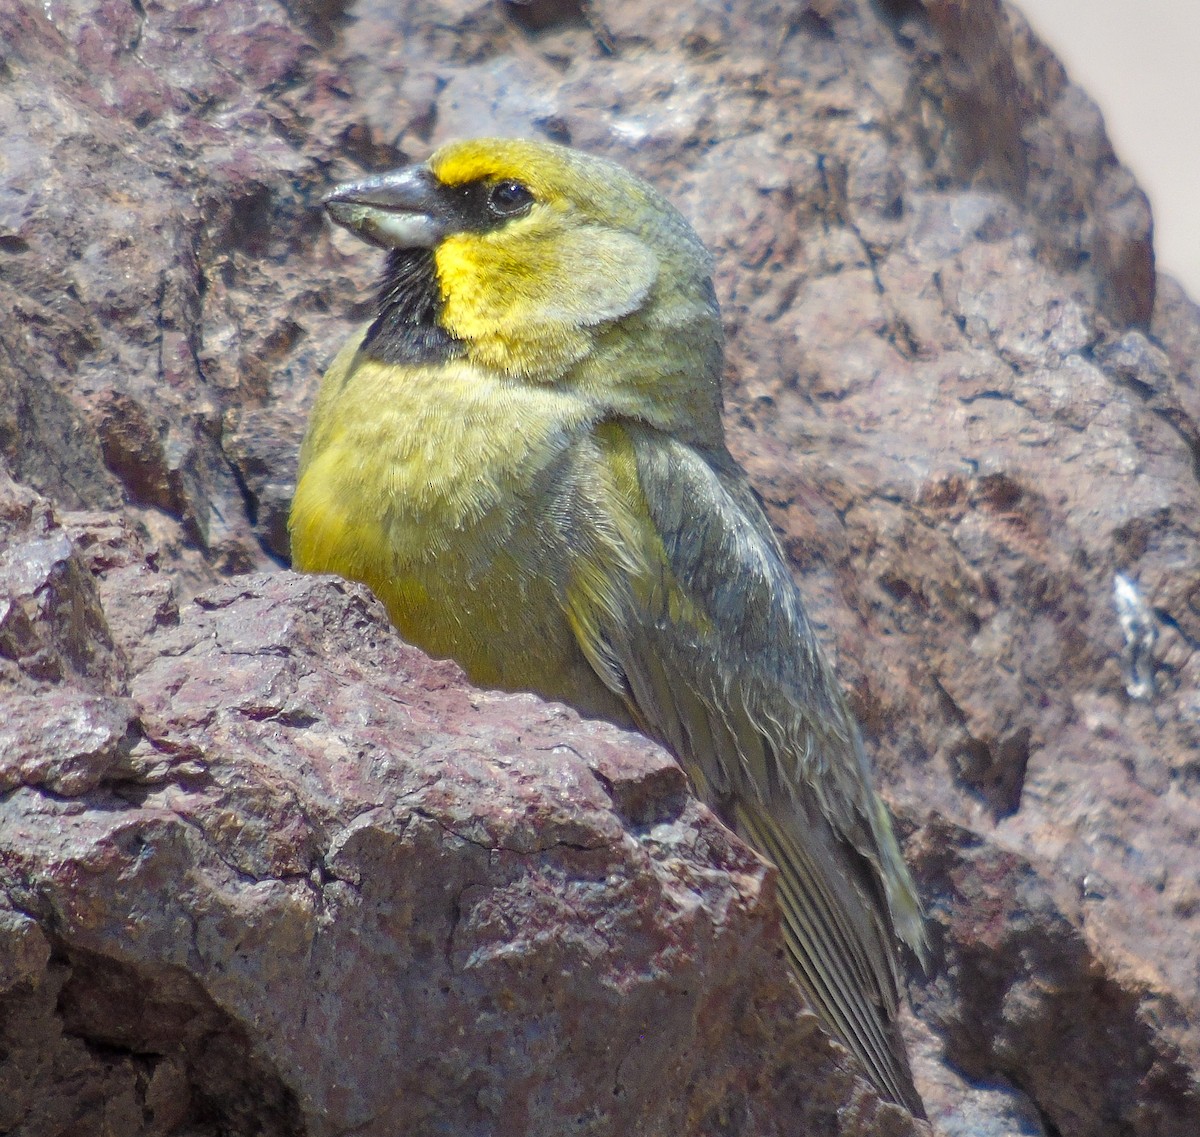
289, 336, 628, 722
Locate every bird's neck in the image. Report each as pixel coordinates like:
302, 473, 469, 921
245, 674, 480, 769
357, 247, 728, 449
567, 294, 728, 448
359, 248, 466, 366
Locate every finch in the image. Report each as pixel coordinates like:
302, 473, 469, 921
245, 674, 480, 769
289, 137, 927, 1114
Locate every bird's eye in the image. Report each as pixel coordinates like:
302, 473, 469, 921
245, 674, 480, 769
487, 179, 535, 217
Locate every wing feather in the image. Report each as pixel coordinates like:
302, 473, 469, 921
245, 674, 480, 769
563, 420, 926, 1115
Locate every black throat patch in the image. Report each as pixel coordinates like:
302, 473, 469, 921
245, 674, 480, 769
360, 248, 465, 366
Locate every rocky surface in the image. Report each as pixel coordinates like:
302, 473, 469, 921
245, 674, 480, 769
2, 0, 1198, 1134
0, 484, 919, 1137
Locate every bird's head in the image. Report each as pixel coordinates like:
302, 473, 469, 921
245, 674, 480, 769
323, 138, 725, 442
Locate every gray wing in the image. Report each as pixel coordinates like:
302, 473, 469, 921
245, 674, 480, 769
562, 420, 926, 1114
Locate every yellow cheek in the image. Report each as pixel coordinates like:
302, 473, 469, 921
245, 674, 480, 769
434, 234, 588, 379
435, 235, 540, 330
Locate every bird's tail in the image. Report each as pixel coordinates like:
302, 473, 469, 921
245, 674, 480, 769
733, 796, 926, 1117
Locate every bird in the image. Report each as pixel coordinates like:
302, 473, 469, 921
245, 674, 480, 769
289, 137, 928, 1115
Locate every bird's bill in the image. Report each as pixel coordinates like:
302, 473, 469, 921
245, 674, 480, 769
322, 166, 444, 250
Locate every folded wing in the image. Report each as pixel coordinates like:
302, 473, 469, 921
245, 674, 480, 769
562, 419, 926, 1114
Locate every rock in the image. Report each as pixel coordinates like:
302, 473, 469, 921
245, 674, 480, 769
910, 817, 1197, 1136
1, 0, 1199, 1133
0, 547, 920, 1136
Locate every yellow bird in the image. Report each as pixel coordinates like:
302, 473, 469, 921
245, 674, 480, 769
290, 138, 927, 1114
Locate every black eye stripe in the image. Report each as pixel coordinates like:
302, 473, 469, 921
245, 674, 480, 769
444, 177, 535, 231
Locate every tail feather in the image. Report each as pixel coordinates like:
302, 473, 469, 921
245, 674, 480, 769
735, 799, 924, 1117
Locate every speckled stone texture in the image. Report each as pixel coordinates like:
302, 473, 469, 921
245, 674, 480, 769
0, 485, 918, 1137
2, 0, 1199, 1134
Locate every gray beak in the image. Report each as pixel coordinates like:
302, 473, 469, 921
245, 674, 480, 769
323, 166, 447, 250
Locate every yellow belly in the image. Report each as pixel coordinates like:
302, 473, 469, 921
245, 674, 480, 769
289, 343, 631, 724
